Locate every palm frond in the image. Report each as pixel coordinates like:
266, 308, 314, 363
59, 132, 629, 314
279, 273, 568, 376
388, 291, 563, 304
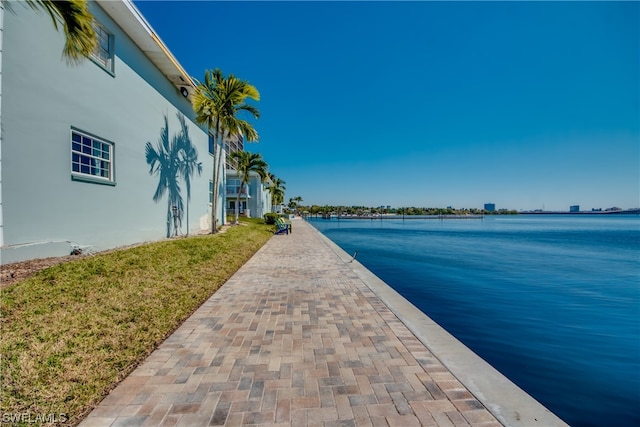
237, 104, 261, 119
54, 0, 97, 64
14, 0, 98, 64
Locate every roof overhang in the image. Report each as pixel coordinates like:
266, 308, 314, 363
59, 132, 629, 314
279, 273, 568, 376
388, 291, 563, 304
95, 0, 196, 97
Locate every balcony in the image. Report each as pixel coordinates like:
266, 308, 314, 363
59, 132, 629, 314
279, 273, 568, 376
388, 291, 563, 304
226, 185, 250, 197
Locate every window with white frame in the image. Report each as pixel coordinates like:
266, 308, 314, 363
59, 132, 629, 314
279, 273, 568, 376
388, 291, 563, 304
91, 21, 114, 72
71, 130, 114, 183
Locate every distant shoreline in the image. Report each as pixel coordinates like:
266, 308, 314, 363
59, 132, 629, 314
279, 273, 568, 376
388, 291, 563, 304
315, 214, 484, 220
305, 209, 640, 220
519, 209, 640, 215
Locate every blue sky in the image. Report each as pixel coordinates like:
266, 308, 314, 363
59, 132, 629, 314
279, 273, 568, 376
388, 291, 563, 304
134, 1, 638, 211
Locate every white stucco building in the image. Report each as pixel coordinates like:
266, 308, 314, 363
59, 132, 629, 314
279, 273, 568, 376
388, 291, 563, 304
225, 170, 273, 220
0, 0, 221, 263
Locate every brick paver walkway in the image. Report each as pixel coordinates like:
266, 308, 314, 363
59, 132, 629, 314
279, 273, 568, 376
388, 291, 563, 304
81, 219, 501, 427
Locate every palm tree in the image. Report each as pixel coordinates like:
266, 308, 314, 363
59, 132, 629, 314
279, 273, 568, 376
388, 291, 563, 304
267, 173, 286, 213
229, 151, 268, 224
4, 0, 97, 64
176, 114, 202, 236
145, 115, 184, 238
291, 196, 303, 214
192, 68, 260, 233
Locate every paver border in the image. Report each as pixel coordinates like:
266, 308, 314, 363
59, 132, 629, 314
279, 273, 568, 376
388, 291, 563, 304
308, 221, 568, 427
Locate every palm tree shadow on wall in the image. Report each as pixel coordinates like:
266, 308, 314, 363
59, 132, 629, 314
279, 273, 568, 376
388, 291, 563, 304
145, 113, 202, 238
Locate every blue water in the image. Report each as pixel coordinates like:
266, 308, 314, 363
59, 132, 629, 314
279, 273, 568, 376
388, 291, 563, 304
309, 215, 640, 427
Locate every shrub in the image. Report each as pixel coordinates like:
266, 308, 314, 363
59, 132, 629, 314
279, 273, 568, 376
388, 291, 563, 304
264, 212, 279, 225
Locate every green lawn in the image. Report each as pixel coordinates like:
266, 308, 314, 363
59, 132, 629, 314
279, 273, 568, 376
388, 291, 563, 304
1, 218, 273, 425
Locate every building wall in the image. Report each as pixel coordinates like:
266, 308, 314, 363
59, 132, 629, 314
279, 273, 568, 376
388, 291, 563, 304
0, 2, 5, 247
0, 3, 212, 263
255, 176, 272, 217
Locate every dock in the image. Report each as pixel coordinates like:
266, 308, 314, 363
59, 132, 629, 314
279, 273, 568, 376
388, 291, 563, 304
80, 219, 566, 426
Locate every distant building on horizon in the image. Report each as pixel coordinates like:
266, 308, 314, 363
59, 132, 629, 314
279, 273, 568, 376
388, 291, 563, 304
484, 203, 496, 212
570, 205, 580, 213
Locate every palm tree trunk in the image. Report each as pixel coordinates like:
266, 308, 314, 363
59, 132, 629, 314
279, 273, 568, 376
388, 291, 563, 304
235, 182, 244, 224
214, 130, 229, 232
210, 120, 221, 233
210, 139, 218, 233
210, 142, 217, 233
213, 134, 224, 232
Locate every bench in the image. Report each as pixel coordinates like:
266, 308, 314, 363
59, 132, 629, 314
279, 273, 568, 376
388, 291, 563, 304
282, 218, 292, 233
274, 218, 289, 235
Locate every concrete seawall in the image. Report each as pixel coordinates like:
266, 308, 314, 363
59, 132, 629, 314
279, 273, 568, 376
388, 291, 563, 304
82, 218, 568, 426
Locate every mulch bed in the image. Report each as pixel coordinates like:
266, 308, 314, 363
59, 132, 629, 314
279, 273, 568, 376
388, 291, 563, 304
1, 254, 87, 288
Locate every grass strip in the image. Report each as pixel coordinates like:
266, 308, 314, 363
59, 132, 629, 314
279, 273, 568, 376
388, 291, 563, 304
1, 218, 273, 426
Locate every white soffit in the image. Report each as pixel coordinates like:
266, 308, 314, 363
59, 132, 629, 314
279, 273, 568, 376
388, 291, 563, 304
95, 0, 195, 92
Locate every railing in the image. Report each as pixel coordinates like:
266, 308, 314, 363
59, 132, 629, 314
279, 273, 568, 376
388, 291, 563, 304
226, 185, 249, 196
